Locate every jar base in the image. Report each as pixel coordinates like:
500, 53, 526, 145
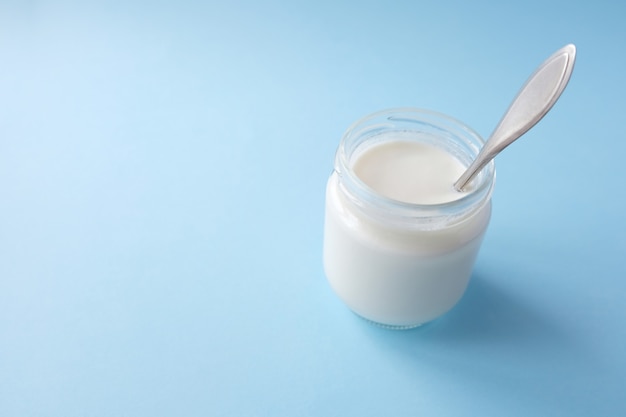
354, 312, 425, 330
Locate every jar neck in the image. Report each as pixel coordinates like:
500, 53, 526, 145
334, 108, 495, 230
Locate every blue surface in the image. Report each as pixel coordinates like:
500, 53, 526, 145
1, 1, 625, 416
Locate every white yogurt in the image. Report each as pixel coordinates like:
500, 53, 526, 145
353, 140, 467, 205
323, 109, 495, 328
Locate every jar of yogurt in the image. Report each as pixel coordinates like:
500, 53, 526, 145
323, 108, 496, 329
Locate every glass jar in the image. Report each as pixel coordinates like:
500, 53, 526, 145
323, 108, 496, 329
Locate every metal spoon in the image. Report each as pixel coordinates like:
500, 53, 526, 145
454, 44, 577, 191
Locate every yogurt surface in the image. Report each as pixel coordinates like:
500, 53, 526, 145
353, 140, 467, 204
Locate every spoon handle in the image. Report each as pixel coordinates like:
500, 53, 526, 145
454, 44, 577, 191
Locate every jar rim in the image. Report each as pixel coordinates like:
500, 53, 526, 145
335, 107, 496, 228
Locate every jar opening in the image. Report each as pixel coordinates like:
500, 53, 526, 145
335, 108, 495, 229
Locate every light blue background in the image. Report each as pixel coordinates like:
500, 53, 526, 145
1, 1, 625, 416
